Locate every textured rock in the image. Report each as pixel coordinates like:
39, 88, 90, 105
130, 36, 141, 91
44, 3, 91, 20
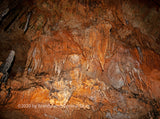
108, 62, 125, 89
24, 31, 82, 76
0, 0, 159, 119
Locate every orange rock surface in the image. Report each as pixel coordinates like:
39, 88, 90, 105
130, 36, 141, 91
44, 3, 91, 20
0, 0, 160, 118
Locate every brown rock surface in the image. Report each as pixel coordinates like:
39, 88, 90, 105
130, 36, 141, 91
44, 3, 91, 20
0, 0, 160, 118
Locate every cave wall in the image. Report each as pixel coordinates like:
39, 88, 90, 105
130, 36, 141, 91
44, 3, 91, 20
0, 0, 159, 118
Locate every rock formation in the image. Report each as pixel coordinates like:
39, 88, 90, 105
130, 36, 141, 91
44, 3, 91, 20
0, 0, 159, 118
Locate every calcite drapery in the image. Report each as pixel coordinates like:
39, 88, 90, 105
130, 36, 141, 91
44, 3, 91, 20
0, 0, 159, 118
24, 22, 113, 106
25, 31, 82, 75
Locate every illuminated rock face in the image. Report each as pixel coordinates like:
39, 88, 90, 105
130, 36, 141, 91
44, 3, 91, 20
24, 23, 113, 106
25, 31, 82, 75
23, 28, 151, 113
25, 22, 112, 75
0, 0, 160, 118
